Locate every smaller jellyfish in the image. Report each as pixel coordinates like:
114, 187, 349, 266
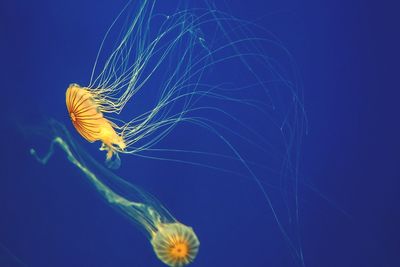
30, 120, 199, 267
152, 223, 199, 267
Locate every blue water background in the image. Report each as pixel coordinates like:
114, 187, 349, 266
1, 0, 399, 267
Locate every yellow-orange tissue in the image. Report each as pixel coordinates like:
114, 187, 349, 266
66, 84, 125, 161
151, 223, 200, 267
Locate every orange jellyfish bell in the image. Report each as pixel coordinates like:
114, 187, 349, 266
151, 223, 200, 267
66, 84, 126, 167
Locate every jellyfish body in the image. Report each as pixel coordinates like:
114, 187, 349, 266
151, 223, 200, 267
66, 84, 125, 167
30, 121, 199, 267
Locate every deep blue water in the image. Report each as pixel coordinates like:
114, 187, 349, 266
1, 1, 399, 267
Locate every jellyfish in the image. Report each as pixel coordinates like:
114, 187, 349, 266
61, 0, 306, 265
30, 120, 199, 267
66, 84, 125, 168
